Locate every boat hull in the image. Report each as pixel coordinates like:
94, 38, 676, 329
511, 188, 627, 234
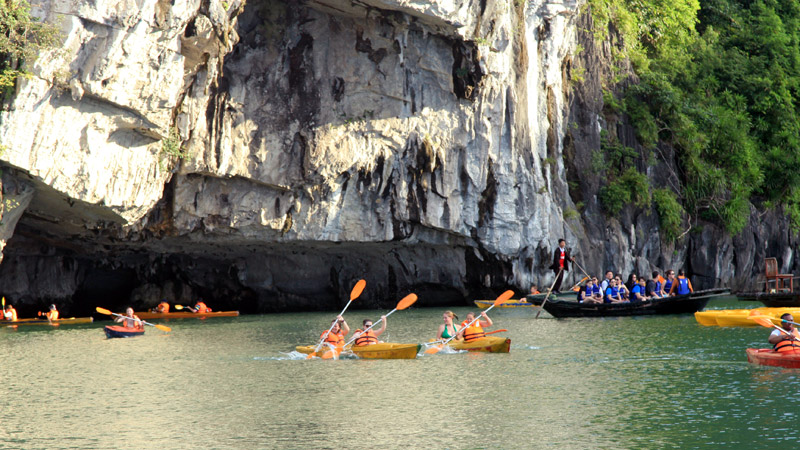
746, 348, 800, 369
737, 292, 800, 308
448, 336, 510, 353
104, 325, 145, 338
295, 343, 420, 359
135, 311, 239, 319
541, 288, 728, 318
2, 317, 94, 326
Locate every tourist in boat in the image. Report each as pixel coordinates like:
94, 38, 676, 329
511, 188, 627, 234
3, 304, 17, 321
115, 307, 144, 329
604, 278, 626, 303
550, 239, 574, 292
530, 285, 540, 295
668, 270, 694, 296
630, 278, 650, 302
625, 273, 638, 292
321, 316, 350, 347
579, 279, 602, 304
600, 271, 614, 291
188, 299, 212, 313
152, 300, 170, 313
663, 270, 675, 296
437, 311, 461, 340
615, 275, 630, 300
768, 313, 800, 353
590, 277, 603, 301
645, 271, 664, 298
353, 316, 386, 346
38, 304, 59, 322
458, 311, 493, 342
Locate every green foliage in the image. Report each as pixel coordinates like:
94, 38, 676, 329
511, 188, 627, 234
589, 0, 800, 234
160, 127, 186, 166
0, 0, 60, 93
599, 167, 652, 214
653, 188, 684, 241
563, 208, 580, 221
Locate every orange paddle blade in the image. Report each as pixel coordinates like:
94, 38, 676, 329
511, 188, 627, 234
749, 315, 778, 328
350, 279, 367, 301
424, 343, 444, 355
396, 293, 418, 310
493, 290, 515, 306
96, 307, 112, 315
154, 323, 171, 332
320, 346, 343, 360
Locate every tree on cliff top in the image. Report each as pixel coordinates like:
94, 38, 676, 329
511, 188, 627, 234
0, 0, 59, 93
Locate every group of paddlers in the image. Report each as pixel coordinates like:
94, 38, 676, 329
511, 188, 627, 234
319, 310, 495, 348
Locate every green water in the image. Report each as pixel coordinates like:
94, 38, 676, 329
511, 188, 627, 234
0, 298, 797, 449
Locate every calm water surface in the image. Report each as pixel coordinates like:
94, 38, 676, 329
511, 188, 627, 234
0, 298, 797, 449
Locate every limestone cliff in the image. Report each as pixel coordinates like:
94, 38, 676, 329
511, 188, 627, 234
0, 0, 791, 314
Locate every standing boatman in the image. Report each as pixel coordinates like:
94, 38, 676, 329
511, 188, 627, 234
550, 239, 574, 292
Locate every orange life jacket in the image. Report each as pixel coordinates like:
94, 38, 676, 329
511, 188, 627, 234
774, 329, 800, 353
5, 308, 16, 321
322, 329, 344, 346
460, 320, 486, 342
157, 302, 170, 313
194, 302, 210, 313
122, 315, 142, 329
354, 329, 378, 346
47, 310, 59, 321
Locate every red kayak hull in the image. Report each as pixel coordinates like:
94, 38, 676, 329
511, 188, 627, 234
104, 325, 144, 338
746, 348, 800, 369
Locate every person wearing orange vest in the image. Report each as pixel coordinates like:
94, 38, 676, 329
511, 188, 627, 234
115, 307, 144, 329
529, 285, 541, 295
38, 304, 59, 321
769, 313, 800, 353
353, 316, 386, 346
321, 315, 350, 347
458, 311, 493, 342
189, 299, 212, 313
153, 300, 170, 313
3, 304, 17, 321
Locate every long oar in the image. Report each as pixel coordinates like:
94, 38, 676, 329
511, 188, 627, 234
425, 290, 514, 355
307, 279, 367, 359
567, 276, 589, 292
536, 268, 563, 319
339, 293, 419, 350
95, 307, 171, 332
571, 258, 592, 279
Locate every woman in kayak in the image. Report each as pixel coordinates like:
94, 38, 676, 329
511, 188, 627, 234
458, 311, 493, 342
437, 311, 461, 340
38, 304, 59, 321
353, 316, 386, 346
115, 307, 144, 329
321, 315, 350, 347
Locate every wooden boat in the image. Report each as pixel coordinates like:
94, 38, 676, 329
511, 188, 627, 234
746, 348, 800, 369
541, 288, 729, 319
447, 336, 511, 353
135, 310, 239, 319
104, 325, 145, 338
1, 317, 94, 326
295, 343, 421, 360
737, 292, 800, 308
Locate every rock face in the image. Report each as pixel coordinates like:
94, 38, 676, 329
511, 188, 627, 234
0, 0, 793, 314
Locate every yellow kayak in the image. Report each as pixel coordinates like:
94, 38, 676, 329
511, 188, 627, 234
295, 343, 421, 360
1, 317, 94, 326
135, 311, 239, 319
695, 308, 800, 327
474, 299, 533, 308
429, 336, 511, 353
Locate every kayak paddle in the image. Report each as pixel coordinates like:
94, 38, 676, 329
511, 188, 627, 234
307, 279, 367, 359
428, 329, 508, 345
425, 290, 513, 355
536, 269, 562, 319
95, 307, 171, 332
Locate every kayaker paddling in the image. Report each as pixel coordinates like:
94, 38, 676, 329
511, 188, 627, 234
769, 313, 800, 353
152, 300, 170, 313
115, 307, 144, 330
38, 304, 59, 322
353, 316, 386, 346
437, 311, 461, 341
458, 311, 493, 342
188, 299, 212, 313
3, 304, 17, 321
321, 316, 350, 347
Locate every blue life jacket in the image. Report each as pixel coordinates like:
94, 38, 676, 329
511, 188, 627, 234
631, 285, 643, 300
604, 287, 614, 303
677, 277, 691, 295
664, 279, 673, 293
655, 280, 662, 292
592, 285, 601, 296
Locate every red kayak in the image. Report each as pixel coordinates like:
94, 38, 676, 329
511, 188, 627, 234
746, 348, 800, 369
104, 325, 145, 338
